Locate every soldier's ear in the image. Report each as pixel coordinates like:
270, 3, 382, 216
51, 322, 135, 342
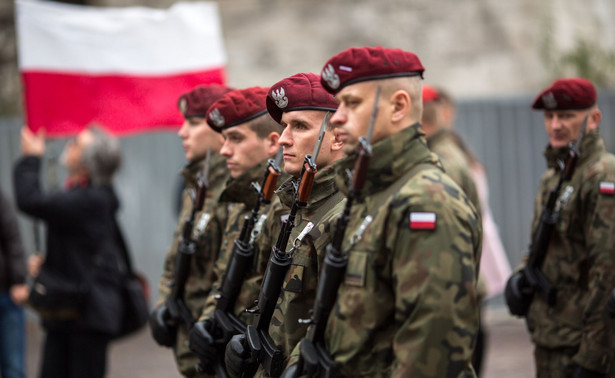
265, 132, 280, 156
390, 89, 410, 123
587, 108, 602, 131
331, 128, 344, 152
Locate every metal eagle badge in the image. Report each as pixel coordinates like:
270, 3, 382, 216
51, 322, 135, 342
208, 108, 225, 128
272, 87, 288, 108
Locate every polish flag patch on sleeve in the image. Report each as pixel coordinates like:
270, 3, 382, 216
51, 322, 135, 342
600, 181, 615, 195
409, 212, 437, 230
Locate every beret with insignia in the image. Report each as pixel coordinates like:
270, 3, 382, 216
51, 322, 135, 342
531, 78, 597, 110
177, 84, 234, 118
206, 86, 270, 133
266, 73, 338, 124
320, 46, 425, 94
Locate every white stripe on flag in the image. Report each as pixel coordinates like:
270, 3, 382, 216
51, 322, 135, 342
16, 0, 226, 74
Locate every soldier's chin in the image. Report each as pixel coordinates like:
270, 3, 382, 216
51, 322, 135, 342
341, 141, 359, 156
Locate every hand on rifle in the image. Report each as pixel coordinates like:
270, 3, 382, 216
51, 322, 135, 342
189, 320, 218, 367
504, 270, 532, 317
149, 304, 176, 347
225, 334, 256, 377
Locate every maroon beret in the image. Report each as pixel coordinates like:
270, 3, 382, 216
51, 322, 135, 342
177, 84, 234, 118
422, 84, 440, 103
266, 73, 339, 123
206, 86, 270, 132
531, 78, 597, 110
320, 46, 425, 94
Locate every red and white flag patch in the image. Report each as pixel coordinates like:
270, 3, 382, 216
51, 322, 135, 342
600, 181, 615, 195
409, 212, 436, 230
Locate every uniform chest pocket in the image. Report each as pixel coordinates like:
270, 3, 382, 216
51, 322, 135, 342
344, 251, 368, 287
555, 185, 584, 244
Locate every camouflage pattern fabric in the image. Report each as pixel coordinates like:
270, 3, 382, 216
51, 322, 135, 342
524, 129, 615, 375
303, 124, 482, 377
198, 160, 289, 325
242, 165, 344, 376
155, 153, 230, 377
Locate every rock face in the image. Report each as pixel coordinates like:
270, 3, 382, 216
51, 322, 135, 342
2, 0, 614, 114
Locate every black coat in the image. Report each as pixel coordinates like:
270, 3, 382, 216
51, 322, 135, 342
13, 156, 124, 335
0, 189, 27, 292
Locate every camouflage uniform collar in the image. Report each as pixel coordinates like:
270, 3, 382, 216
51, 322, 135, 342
543, 129, 605, 170
425, 128, 452, 147
335, 123, 441, 197
180, 157, 206, 188
275, 161, 340, 211
218, 159, 270, 208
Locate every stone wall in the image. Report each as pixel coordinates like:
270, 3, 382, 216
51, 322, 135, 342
2, 0, 614, 115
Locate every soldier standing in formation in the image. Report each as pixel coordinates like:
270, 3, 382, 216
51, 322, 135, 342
277, 46, 483, 377
505, 78, 615, 377
150, 84, 232, 377
188, 86, 287, 369
222, 72, 346, 377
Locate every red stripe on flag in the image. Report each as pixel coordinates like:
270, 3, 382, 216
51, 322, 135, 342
410, 221, 436, 230
21, 67, 226, 137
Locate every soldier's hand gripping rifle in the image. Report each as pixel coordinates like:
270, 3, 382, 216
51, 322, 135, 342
290, 87, 380, 378
236, 113, 330, 378
200, 149, 283, 376
506, 115, 588, 317
167, 148, 211, 331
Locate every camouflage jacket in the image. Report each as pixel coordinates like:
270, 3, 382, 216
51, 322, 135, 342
524, 129, 615, 374
156, 154, 229, 377
427, 129, 480, 212
198, 160, 288, 324
251, 162, 345, 377
292, 124, 482, 377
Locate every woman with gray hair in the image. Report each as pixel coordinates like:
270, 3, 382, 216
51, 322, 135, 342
13, 124, 124, 378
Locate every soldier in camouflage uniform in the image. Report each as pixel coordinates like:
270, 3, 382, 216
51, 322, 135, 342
187, 86, 287, 368
224, 73, 346, 377
282, 46, 483, 377
149, 84, 232, 377
422, 84, 489, 375
505, 78, 615, 377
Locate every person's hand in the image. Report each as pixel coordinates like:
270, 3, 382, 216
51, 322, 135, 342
28, 254, 44, 278
504, 270, 532, 317
189, 320, 218, 367
20, 126, 45, 157
148, 304, 176, 347
9, 284, 29, 305
225, 334, 255, 377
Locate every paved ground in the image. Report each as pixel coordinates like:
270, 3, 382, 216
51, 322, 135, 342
25, 306, 534, 378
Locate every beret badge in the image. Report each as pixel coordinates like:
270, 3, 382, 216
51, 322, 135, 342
209, 108, 225, 128
272, 88, 288, 109
542, 92, 557, 109
322, 64, 340, 90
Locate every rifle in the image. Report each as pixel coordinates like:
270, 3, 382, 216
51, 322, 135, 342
202, 149, 283, 376
294, 87, 380, 378
167, 148, 211, 332
521, 114, 588, 309
242, 112, 330, 378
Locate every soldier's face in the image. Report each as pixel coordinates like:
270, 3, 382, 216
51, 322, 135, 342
331, 81, 385, 155
220, 123, 278, 179
178, 117, 224, 162
543, 109, 587, 149
279, 110, 333, 177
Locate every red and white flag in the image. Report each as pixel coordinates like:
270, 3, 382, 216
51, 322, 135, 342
16, 0, 227, 137
600, 182, 615, 195
409, 212, 437, 230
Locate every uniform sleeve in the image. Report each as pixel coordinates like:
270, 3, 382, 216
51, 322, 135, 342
572, 172, 615, 373
389, 204, 480, 377
0, 191, 27, 285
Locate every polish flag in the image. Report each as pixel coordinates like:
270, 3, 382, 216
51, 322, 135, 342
16, 0, 227, 137
600, 182, 615, 195
409, 212, 437, 230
